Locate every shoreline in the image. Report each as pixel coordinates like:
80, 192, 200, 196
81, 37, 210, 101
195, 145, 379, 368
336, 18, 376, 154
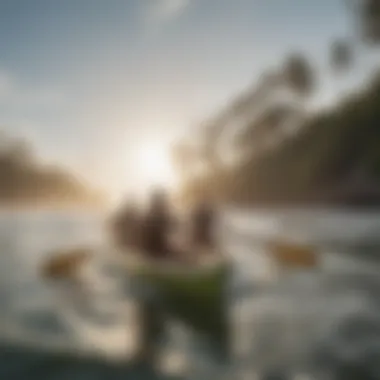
0, 201, 109, 213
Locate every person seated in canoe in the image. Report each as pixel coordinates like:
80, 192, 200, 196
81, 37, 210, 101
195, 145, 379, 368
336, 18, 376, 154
109, 198, 141, 249
140, 188, 174, 259
190, 198, 217, 250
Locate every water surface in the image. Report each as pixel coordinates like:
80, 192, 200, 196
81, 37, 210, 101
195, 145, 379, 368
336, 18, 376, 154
1, 209, 380, 380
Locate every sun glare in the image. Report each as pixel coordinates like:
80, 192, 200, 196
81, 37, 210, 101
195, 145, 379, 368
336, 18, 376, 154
136, 142, 177, 190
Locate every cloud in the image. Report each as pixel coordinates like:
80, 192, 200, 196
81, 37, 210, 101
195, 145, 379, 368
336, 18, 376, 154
144, 0, 191, 24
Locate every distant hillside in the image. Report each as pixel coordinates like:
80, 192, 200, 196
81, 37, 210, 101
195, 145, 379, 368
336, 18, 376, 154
171, 0, 380, 208
229, 74, 380, 206
0, 134, 106, 209
180, 73, 380, 208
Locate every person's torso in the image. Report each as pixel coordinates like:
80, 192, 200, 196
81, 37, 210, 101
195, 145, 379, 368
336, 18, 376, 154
142, 210, 171, 247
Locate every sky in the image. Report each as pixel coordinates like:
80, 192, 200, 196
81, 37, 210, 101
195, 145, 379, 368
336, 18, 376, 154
0, 0, 378, 197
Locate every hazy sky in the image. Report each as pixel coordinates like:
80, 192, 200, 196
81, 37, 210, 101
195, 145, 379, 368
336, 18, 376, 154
0, 0, 377, 195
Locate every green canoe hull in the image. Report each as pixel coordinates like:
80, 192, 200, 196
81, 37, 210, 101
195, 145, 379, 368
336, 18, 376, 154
123, 253, 231, 349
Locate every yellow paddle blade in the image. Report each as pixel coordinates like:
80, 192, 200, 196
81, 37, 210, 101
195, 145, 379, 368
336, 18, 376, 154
40, 247, 91, 279
268, 240, 319, 268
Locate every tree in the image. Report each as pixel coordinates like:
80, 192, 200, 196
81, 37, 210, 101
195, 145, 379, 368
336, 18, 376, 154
175, 0, 380, 205
330, 39, 354, 74
234, 104, 297, 153
231, 54, 315, 159
0, 130, 105, 205
360, 0, 380, 44
282, 53, 316, 97
346, 0, 380, 44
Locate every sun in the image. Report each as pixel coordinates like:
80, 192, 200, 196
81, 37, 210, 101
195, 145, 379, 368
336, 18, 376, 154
135, 142, 177, 190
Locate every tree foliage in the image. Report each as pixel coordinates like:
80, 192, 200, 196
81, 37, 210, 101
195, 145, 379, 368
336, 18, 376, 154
359, 0, 380, 44
281, 54, 316, 97
179, 70, 380, 205
330, 39, 354, 74
0, 134, 105, 207
173, 0, 380, 206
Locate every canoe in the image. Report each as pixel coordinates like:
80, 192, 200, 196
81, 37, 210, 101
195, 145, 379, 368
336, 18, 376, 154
120, 249, 231, 349
40, 245, 231, 355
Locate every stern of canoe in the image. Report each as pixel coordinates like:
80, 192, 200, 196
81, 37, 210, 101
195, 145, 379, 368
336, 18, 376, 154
128, 256, 231, 354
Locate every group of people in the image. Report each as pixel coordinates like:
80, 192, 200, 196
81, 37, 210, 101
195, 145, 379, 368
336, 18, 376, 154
110, 188, 216, 259
109, 189, 218, 363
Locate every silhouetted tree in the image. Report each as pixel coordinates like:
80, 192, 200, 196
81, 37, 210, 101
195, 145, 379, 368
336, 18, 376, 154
234, 104, 297, 153
0, 131, 105, 206
175, 0, 380, 205
330, 39, 354, 74
360, 0, 380, 43
282, 53, 316, 97
189, 70, 281, 172
345, 0, 380, 44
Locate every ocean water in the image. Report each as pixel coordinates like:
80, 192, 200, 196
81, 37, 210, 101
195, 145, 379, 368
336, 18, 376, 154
0, 209, 380, 380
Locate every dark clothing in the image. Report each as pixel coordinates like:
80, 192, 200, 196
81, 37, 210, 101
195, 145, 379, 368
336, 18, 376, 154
141, 207, 172, 258
191, 204, 215, 248
111, 205, 139, 248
